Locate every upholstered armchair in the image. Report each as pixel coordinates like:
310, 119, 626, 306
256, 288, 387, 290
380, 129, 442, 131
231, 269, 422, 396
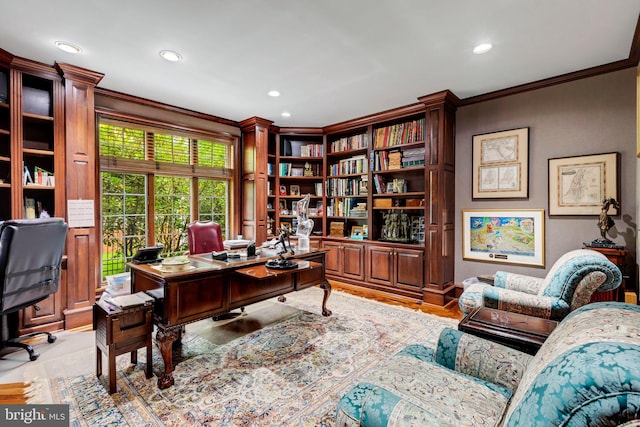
336, 302, 640, 426
458, 249, 622, 321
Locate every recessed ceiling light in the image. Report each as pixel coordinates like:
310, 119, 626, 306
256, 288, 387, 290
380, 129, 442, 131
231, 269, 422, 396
281, 112, 291, 118
159, 50, 183, 62
54, 41, 82, 54
473, 43, 493, 54
268, 90, 280, 97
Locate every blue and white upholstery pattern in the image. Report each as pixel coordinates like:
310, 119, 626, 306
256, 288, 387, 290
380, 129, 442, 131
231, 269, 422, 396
336, 302, 640, 427
458, 249, 622, 320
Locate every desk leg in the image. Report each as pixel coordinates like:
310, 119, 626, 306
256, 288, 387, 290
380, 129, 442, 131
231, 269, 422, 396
319, 279, 332, 316
155, 328, 180, 389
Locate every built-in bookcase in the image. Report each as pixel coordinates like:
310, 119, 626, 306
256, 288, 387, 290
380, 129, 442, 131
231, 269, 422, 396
326, 129, 369, 239
275, 133, 325, 237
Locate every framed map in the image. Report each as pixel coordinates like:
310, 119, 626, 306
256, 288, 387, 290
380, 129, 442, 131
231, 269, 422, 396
462, 209, 545, 267
548, 152, 618, 216
472, 128, 529, 199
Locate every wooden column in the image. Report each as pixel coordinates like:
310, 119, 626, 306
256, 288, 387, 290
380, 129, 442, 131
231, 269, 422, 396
418, 90, 459, 305
239, 117, 273, 245
56, 63, 104, 329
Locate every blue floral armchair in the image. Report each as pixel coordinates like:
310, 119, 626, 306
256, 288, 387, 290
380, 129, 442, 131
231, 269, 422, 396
458, 249, 622, 320
336, 302, 640, 426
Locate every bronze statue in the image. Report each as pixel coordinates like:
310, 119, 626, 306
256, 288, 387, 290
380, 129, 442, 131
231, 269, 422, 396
597, 197, 620, 242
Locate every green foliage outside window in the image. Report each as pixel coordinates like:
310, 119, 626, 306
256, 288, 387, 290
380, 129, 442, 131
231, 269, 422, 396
99, 122, 233, 281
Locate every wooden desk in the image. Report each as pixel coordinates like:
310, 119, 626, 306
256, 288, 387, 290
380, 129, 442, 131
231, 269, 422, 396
458, 307, 558, 355
129, 249, 331, 389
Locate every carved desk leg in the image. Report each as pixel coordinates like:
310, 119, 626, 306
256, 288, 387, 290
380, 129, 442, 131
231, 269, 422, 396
319, 279, 332, 316
155, 327, 181, 389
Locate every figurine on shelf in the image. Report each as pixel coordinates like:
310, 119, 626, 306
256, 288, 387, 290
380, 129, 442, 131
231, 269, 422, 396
303, 162, 314, 176
585, 197, 623, 249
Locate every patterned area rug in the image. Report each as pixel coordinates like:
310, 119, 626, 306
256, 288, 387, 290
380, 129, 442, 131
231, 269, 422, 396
44, 287, 457, 426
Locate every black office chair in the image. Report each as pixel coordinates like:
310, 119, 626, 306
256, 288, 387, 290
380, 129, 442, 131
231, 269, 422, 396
0, 218, 68, 361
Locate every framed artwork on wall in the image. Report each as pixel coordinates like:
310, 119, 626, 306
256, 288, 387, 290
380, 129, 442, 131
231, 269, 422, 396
462, 209, 545, 267
548, 152, 619, 216
472, 127, 529, 199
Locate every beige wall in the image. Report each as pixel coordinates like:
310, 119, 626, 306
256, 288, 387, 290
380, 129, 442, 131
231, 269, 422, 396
455, 68, 637, 285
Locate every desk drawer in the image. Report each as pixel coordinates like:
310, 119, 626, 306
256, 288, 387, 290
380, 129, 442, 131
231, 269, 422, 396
229, 274, 294, 307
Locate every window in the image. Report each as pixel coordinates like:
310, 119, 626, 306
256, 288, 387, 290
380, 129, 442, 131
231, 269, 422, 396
99, 118, 234, 281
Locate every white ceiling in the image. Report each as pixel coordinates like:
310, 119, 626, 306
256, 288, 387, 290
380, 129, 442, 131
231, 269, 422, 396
1, 1, 639, 127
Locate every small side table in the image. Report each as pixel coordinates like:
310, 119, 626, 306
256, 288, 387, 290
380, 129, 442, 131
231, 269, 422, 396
93, 300, 154, 393
458, 307, 558, 355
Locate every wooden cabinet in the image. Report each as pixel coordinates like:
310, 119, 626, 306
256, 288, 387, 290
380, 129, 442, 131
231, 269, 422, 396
583, 246, 634, 302
248, 91, 459, 305
367, 245, 424, 291
1, 55, 67, 332
1, 49, 103, 333
322, 240, 365, 281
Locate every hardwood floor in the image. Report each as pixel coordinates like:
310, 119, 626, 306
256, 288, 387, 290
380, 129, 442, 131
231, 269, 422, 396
0, 282, 461, 404
330, 280, 463, 320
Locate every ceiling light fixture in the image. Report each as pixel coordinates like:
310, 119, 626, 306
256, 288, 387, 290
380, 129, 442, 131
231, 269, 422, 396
159, 50, 183, 62
473, 43, 493, 54
268, 90, 280, 97
281, 112, 291, 118
54, 41, 82, 54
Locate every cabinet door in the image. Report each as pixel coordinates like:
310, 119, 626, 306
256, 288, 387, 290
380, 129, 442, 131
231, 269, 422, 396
322, 241, 342, 275
395, 248, 424, 290
367, 245, 393, 286
342, 243, 365, 280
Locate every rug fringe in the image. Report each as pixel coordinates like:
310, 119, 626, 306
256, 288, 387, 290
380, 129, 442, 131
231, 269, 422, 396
25, 377, 53, 404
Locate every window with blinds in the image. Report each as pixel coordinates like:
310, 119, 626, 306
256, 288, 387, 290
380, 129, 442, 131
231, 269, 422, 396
98, 118, 234, 281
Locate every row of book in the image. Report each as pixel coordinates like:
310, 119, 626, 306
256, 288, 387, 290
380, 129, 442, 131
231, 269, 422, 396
329, 133, 369, 153
327, 198, 367, 217
326, 176, 368, 197
23, 165, 55, 186
373, 175, 407, 194
328, 155, 368, 176
373, 118, 426, 149
373, 147, 425, 171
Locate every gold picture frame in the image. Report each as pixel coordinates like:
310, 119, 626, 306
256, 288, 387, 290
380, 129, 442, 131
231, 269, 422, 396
350, 225, 363, 237
290, 185, 300, 196
548, 152, 619, 216
462, 209, 545, 267
472, 127, 529, 199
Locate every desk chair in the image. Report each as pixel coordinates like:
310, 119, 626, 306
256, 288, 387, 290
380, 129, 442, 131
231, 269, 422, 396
187, 221, 224, 254
0, 218, 68, 361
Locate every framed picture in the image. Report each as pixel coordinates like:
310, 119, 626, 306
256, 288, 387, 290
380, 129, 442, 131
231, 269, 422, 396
350, 225, 363, 237
279, 185, 287, 196
290, 185, 300, 196
462, 209, 545, 267
280, 221, 292, 232
472, 127, 529, 199
548, 152, 619, 216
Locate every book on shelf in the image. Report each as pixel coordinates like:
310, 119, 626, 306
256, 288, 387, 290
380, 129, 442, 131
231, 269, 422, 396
374, 175, 387, 194
23, 164, 33, 185
24, 198, 36, 219
388, 150, 402, 170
